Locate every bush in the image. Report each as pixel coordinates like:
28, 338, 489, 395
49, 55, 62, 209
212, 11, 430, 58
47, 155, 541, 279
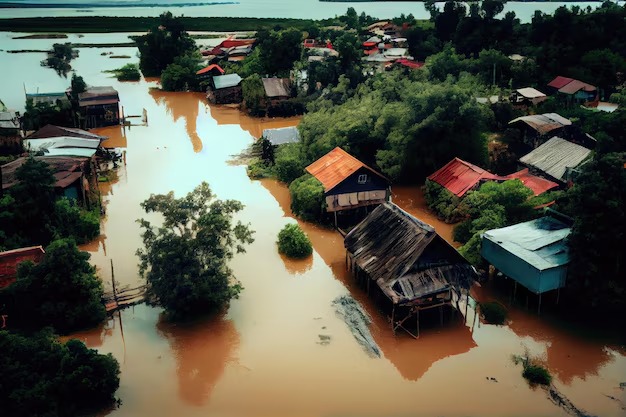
274, 143, 306, 184
247, 159, 274, 179
277, 223, 313, 259
110, 63, 141, 81
289, 174, 325, 222
479, 301, 507, 325
52, 197, 100, 244
523, 364, 552, 386
424, 180, 461, 222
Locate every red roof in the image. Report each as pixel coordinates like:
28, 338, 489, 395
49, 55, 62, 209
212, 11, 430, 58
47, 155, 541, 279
0, 246, 45, 289
558, 79, 596, 94
427, 158, 500, 197
218, 38, 255, 49
396, 59, 424, 69
505, 169, 559, 196
196, 64, 225, 76
548, 76, 574, 89
305, 147, 388, 193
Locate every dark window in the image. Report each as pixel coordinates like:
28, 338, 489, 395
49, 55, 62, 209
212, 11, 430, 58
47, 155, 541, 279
357, 174, 367, 184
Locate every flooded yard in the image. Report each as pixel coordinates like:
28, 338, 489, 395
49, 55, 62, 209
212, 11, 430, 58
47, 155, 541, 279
2, 33, 625, 417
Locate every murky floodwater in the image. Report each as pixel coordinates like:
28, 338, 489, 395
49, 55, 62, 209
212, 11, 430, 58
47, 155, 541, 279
1, 34, 625, 417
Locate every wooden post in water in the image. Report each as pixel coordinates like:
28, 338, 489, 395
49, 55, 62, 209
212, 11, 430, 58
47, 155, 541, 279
110, 259, 118, 308
537, 292, 542, 316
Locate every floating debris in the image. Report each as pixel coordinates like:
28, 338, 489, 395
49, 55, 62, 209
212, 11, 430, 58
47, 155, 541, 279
332, 295, 380, 358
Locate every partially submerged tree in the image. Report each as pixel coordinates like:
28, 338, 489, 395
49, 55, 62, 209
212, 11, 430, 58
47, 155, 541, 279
277, 223, 313, 259
137, 182, 254, 319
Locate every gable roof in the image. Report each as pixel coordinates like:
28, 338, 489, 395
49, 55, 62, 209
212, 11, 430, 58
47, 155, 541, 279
27, 124, 106, 140
345, 203, 474, 304
24, 136, 100, 152
558, 79, 596, 94
519, 137, 592, 182
482, 217, 571, 271
427, 158, 501, 197
505, 169, 559, 196
262, 126, 300, 145
509, 113, 572, 135
2, 156, 90, 190
213, 73, 242, 90
547, 76, 574, 89
516, 87, 546, 99
78, 86, 119, 107
262, 78, 291, 98
196, 64, 225, 76
305, 147, 388, 193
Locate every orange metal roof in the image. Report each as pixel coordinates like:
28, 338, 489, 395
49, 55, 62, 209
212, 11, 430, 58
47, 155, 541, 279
196, 64, 225, 75
305, 147, 387, 192
505, 169, 559, 196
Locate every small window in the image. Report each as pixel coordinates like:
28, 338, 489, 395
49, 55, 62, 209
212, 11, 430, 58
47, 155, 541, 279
357, 174, 367, 184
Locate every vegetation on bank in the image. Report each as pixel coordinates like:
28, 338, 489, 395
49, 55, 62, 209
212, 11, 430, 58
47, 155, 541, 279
40, 42, 77, 77
0, 329, 120, 417
106, 63, 141, 81
136, 182, 254, 320
277, 223, 313, 259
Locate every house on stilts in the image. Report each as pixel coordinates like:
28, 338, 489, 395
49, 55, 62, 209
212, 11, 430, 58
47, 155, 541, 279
344, 202, 476, 338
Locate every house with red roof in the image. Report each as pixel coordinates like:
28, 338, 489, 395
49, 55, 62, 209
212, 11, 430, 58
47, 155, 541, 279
305, 147, 391, 218
547, 76, 597, 104
0, 246, 45, 289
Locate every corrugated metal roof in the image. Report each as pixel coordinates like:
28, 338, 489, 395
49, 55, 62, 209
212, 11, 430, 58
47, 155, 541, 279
262, 78, 291, 98
196, 64, 225, 76
213, 73, 242, 90
516, 87, 546, 99
27, 124, 106, 140
547, 76, 574, 89
509, 113, 571, 135
44, 148, 97, 158
427, 158, 501, 197
24, 136, 100, 151
305, 147, 387, 193
2, 156, 89, 190
482, 217, 571, 271
519, 137, 592, 182
558, 79, 596, 94
262, 126, 300, 145
505, 169, 559, 196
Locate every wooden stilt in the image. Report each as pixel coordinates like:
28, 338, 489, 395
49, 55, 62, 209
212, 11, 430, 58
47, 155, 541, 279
464, 293, 469, 323
556, 288, 560, 305
391, 305, 396, 335
334, 211, 337, 229
513, 281, 518, 303
439, 305, 444, 326
537, 292, 542, 315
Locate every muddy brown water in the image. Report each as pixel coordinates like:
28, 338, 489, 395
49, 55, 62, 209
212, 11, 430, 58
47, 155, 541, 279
1, 43, 623, 416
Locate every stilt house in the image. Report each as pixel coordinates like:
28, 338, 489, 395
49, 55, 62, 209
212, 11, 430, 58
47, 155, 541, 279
344, 203, 475, 337
78, 86, 120, 129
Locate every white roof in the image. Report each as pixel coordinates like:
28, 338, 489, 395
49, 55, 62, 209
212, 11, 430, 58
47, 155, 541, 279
262, 126, 300, 145
42, 148, 97, 157
24, 136, 100, 151
517, 87, 546, 99
519, 137, 592, 182
384, 48, 407, 57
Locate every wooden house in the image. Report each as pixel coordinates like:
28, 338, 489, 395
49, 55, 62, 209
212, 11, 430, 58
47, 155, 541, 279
0, 109, 22, 153
0, 246, 45, 289
481, 216, 571, 311
196, 64, 225, 81
262, 78, 292, 106
78, 86, 120, 129
547, 76, 597, 104
345, 203, 475, 338
25, 92, 69, 107
305, 147, 390, 220
207, 74, 243, 105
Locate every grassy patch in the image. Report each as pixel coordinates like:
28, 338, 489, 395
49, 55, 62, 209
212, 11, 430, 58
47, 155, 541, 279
513, 353, 552, 386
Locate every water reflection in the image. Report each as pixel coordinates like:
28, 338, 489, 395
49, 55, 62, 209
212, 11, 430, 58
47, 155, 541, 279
280, 252, 314, 275
156, 313, 239, 406
207, 104, 301, 139
93, 125, 128, 149
149, 90, 205, 153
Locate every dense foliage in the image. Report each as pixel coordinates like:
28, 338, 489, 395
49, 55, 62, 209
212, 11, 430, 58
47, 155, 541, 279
479, 301, 507, 325
137, 182, 254, 319
41, 42, 76, 76
0, 239, 106, 334
242, 74, 266, 117
52, 198, 101, 245
109, 63, 141, 81
135, 12, 196, 77
160, 53, 201, 91
274, 143, 306, 184
424, 180, 461, 223
513, 353, 553, 386
255, 28, 303, 77
0, 329, 120, 417
277, 223, 313, 259
289, 174, 325, 222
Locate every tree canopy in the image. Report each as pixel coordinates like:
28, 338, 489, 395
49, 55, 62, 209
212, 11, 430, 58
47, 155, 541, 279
137, 182, 254, 319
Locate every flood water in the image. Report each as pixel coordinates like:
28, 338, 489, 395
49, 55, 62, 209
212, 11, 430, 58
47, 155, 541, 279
1, 34, 625, 417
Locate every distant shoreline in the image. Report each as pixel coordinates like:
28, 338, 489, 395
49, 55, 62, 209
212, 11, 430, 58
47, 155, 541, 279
0, 2, 238, 8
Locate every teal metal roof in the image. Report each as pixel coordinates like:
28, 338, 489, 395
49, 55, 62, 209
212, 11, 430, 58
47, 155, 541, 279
482, 217, 571, 271
213, 74, 242, 90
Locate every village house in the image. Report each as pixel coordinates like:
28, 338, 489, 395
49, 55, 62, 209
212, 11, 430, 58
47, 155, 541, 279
519, 136, 592, 184
23, 136, 100, 158
481, 216, 571, 312
305, 147, 390, 225
262, 77, 292, 106
196, 64, 225, 81
27, 124, 106, 141
78, 86, 120, 129
0, 246, 45, 289
0, 107, 22, 153
547, 76, 597, 104
427, 158, 559, 198
206, 73, 243, 105
508, 112, 594, 150
2, 155, 98, 205
510, 87, 547, 106
345, 202, 476, 338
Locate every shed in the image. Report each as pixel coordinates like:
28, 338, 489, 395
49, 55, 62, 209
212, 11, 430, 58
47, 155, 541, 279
519, 137, 592, 183
262, 126, 300, 146
345, 202, 475, 337
504, 169, 559, 196
207, 73, 243, 105
509, 113, 571, 136
481, 217, 571, 295
305, 147, 390, 213
78, 86, 120, 129
547, 76, 597, 103
27, 124, 106, 141
511, 87, 547, 105
0, 246, 45, 289
262, 78, 292, 100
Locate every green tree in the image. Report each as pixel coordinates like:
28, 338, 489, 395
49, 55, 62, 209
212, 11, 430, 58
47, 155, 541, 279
160, 53, 201, 91
289, 174, 325, 221
274, 143, 306, 184
242, 74, 266, 116
426, 44, 468, 81
277, 223, 313, 259
135, 12, 196, 77
136, 182, 254, 319
256, 27, 303, 76
0, 329, 120, 417
52, 197, 100, 244
2, 238, 105, 333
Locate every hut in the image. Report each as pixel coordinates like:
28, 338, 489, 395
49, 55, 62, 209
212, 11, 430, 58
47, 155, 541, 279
196, 64, 225, 80
305, 147, 390, 226
345, 203, 476, 338
511, 87, 547, 106
262, 78, 292, 106
519, 137, 592, 184
78, 86, 120, 129
207, 74, 243, 105
0, 109, 22, 152
481, 216, 571, 311
0, 246, 45, 289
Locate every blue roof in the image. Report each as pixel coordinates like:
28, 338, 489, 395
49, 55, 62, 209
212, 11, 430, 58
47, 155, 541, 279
262, 126, 301, 145
482, 217, 571, 271
213, 74, 242, 90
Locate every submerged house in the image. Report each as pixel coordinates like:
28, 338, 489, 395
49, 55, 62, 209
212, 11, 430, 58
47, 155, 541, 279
262, 78, 292, 106
78, 86, 120, 129
519, 137, 592, 184
305, 147, 390, 221
508, 113, 573, 149
0, 109, 22, 152
262, 126, 300, 146
345, 203, 476, 337
207, 73, 243, 105
481, 216, 571, 309
0, 246, 45, 289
